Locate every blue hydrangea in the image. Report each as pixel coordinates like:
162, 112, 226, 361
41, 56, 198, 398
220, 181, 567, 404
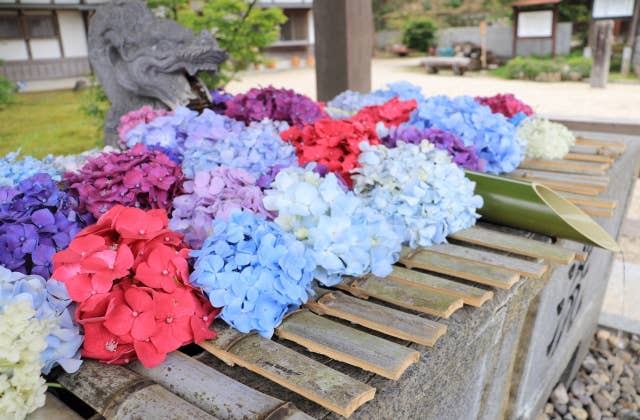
262, 165, 403, 286
326, 82, 426, 119
182, 119, 297, 179
353, 141, 483, 248
404, 95, 524, 174
124, 106, 199, 158
0, 266, 83, 374
190, 211, 316, 338
0, 151, 60, 187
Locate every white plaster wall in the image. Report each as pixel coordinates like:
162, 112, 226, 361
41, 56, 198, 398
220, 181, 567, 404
30, 39, 61, 59
308, 10, 314, 43
58, 10, 87, 57
0, 0, 17, 4
0, 40, 29, 60
20, 0, 51, 4
54, 0, 81, 4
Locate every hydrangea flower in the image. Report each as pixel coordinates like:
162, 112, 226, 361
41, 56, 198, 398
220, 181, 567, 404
64, 144, 184, 219
0, 299, 49, 419
263, 165, 402, 285
117, 106, 171, 148
517, 117, 576, 160
325, 90, 386, 118
225, 86, 328, 126
0, 151, 60, 187
405, 95, 524, 174
209, 88, 234, 114
0, 173, 87, 277
124, 106, 200, 158
182, 119, 296, 179
474, 93, 534, 120
380, 125, 485, 171
190, 210, 316, 338
353, 141, 483, 248
52, 205, 218, 368
0, 266, 82, 374
170, 167, 273, 248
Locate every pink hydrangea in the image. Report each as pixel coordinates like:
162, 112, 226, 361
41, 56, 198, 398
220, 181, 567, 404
117, 106, 170, 148
64, 144, 184, 219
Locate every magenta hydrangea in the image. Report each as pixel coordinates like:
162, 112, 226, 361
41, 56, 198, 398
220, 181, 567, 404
169, 167, 272, 248
64, 144, 184, 219
225, 86, 328, 126
117, 106, 170, 149
381, 126, 485, 171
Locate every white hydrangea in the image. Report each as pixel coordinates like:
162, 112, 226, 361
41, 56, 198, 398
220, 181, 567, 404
352, 141, 483, 248
517, 117, 576, 160
0, 300, 51, 419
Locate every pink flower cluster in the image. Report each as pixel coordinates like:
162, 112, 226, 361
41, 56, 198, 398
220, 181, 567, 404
117, 106, 170, 148
474, 93, 534, 119
170, 167, 272, 248
64, 144, 184, 219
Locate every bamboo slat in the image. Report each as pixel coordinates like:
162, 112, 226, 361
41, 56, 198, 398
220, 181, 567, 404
128, 351, 312, 419
425, 243, 548, 279
449, 226, 576, 264
276, 310, 419, 380
509, 169, 609, 187
577, 206, 615, 218
399, 250, 520, 290
306, 289, 447, 347
199, 327, 376, 418
337, 276, 463, 318
575, 137, 626, 152
564, 152, 614, 164
56, 361, 214, 419
559, 192, 618, 209
518, 159, 610, 175
570, 144, 623, 158
387, 265, 493, 306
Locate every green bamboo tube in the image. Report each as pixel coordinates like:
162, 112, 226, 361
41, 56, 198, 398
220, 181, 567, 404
465, 171, 620, 252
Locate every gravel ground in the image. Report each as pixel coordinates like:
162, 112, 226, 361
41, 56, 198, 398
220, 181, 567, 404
542, 329, 640, 420
227, 58, 640, 121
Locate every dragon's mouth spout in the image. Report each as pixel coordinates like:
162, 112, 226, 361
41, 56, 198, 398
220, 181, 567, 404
185, 72, 214, 112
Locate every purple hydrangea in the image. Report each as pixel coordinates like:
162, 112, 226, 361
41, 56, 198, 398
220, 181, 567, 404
381, 126, 485, 171
0, 173, 89, 277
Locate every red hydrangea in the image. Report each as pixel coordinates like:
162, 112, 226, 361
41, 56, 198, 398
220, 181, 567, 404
64, 144, 184, 219
280, 98, 416, 187
351, 97, 417, 128
474, 93, 534, 119
51, 205, 218, 368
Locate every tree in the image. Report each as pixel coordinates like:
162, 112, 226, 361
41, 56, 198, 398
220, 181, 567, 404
402, 18, 438, 52
178, 0, 286, 87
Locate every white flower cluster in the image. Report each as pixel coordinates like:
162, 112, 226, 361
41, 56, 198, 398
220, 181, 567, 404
263, 165, 402, 286
517, 117, 576, 160
0, 300, 50, 419
353, 141, 483, 248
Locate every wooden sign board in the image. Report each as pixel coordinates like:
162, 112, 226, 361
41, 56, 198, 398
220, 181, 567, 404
517, 10, 554, 37
592, 0, 635, 18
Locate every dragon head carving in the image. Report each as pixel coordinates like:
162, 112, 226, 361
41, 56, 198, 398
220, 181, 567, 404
88, 0, 228, 146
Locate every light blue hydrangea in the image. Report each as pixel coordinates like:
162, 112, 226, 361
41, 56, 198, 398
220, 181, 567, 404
353, 141, 483, 248
190, 211, 316, 338
0, 151, 60, 187
403, 94, 524, 174
326, 82, 426, 119
262, 165, 402, 286
124, 106, 199, 155
182, 118, 297, 179
0, 266, 82, 374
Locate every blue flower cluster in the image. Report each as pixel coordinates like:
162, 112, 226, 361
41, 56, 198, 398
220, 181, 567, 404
0, 266, 83, 373
262, 165, 402, 286
0, 151, 60, 187
182, 119, 297, 179
353, 141, 483, 248
190, 211, 316, 338
0, 173, 87, 277
405, 95, 524, 173
326, 82, 425, 119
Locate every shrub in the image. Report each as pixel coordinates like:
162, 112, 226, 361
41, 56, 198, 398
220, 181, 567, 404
402, 18, 438, 52
502, 55, 592, 81
0, 61, 16, 109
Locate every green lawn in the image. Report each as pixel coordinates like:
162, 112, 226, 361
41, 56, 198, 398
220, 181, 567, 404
0, 90, 103, 159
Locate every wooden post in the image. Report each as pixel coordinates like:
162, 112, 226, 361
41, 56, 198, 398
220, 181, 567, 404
622, 0, 640, 76
480, 20, 487, 69
512, 7, 519, 57
313, 0, 373, 101
551, 3, 559, 58
590, 20, 614, 88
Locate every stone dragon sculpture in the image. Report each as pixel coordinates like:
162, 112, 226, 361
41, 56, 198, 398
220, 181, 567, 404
88, 0, 228, 146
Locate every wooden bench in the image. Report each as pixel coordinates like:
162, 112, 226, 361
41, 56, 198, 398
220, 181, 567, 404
421, 56, 471, 75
